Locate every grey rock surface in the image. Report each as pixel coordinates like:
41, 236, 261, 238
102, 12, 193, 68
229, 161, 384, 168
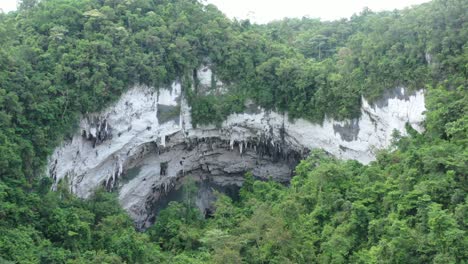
48, 68, 426, 227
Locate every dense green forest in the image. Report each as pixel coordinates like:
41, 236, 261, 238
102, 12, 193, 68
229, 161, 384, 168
0, 0, 466, 263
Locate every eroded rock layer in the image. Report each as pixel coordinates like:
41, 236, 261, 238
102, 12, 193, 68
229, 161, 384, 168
48, 68, 426, 227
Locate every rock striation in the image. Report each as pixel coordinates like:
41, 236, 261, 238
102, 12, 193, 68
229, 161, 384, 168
48, 67, 426, 228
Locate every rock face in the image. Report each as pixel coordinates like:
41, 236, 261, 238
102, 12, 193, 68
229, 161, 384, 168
48, 68, 426, 228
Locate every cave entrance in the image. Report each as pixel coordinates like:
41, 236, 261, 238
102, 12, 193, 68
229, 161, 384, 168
147, 177, 241, 225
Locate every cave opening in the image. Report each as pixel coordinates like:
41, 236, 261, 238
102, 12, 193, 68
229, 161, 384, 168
114, 136, 308, 229
145, 176, 242, 226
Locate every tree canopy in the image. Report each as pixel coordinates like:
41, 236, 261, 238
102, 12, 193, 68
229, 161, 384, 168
0, 0, 466, 263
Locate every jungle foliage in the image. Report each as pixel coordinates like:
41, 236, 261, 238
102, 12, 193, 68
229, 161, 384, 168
0, 0, 466, 263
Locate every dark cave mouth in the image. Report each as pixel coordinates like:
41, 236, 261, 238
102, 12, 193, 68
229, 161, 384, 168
113, 136, 309, 229
145, 176, 242, 226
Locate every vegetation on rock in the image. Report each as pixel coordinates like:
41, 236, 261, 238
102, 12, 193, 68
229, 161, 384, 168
0, 0, 466, 263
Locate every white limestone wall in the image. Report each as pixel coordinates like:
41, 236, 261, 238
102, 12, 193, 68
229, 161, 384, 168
196, 65, 226, 95
48, 74, 425, 223
49, 82, 184, 197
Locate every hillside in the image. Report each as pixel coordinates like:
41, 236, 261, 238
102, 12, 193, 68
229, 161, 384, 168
0, 0, 466, 263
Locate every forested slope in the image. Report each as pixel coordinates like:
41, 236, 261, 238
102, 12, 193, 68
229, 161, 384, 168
0, 0, 466, 263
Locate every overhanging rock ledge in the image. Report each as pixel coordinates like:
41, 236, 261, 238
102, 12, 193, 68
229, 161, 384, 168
48, 69, 426, 227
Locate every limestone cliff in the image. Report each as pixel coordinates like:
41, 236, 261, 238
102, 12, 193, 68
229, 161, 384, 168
48, 67, 426, 228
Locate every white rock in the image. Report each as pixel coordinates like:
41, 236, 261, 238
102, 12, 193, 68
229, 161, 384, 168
47, 70, 426, 227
